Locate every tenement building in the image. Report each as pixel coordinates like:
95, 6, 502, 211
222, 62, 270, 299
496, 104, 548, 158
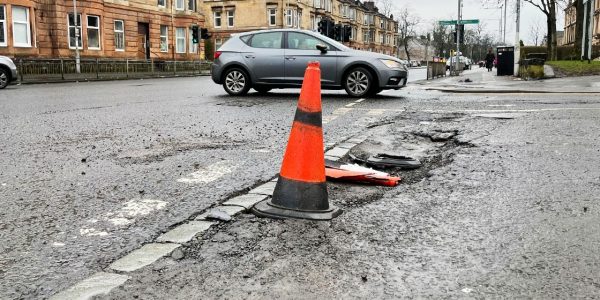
0, 0, 397, 60
201, 0, 398, 57
563, 0, 600, 46
0, 0, 205, 59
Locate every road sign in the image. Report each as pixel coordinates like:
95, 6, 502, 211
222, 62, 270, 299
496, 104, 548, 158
439, 19, 479, 26
460, 19, 479, 24
439, 20, 457, 26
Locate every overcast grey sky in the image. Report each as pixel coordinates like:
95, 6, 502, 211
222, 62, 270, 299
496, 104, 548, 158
390, 0, 565, 45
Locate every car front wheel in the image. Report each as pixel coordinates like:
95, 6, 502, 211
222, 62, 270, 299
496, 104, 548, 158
343, 67, 373, 98
0, 68, 9, 89
223, 68, 250, 96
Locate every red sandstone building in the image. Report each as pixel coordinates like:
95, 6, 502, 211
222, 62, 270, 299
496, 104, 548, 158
0, 0, 205, 60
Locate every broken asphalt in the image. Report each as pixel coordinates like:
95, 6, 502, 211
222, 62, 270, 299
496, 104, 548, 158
414, 67, 600, 94
99, 105, 600, 299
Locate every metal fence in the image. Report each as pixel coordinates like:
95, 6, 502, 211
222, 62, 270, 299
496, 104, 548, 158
426, 62, 447, 80
16, 59, 212, 83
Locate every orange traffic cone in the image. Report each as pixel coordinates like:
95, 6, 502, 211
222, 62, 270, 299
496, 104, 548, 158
252, 62, 342, 220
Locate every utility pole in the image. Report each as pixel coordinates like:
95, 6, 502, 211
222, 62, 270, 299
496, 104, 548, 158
455, 0, 462, 75
503, 0, 507, 44
582, 0, 595, 62
514, 0, 521, 75
72, 0, 80, 73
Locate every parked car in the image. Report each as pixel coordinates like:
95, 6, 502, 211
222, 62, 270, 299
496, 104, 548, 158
0, 56, 18, 89
445, 56, 471, 71
409, 60, 421, 67
211, 29, 408, 98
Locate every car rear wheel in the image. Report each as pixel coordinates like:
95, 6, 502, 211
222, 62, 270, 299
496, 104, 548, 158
343, 67, 373, 98
0, 68, 9, 89
223, 68, 250, 96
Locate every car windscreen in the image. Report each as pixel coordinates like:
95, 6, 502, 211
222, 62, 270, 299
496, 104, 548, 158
314, 34, 348, 51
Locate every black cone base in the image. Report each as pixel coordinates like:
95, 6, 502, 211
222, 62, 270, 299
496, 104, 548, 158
252, 199, 342, 221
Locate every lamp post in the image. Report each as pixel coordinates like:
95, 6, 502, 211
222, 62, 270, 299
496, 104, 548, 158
514, 0, 521, 76
72, 0, 80, 73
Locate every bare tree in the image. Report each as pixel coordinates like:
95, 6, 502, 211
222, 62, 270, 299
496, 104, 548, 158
521, 0, 568, 60
528, 20, 545, 46
375, 0, 394, 17
396, 7, 420, 61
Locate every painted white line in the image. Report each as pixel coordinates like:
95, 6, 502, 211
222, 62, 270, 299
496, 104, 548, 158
79, 228, 109, 237
109, 243, 181, 272
355, 98, 366, 103
488, 104, 516, 107
177, 161, 236, 184
49, 272, 130, 300
345, 102, 357, 107
366, 109, 387, 116
325, 147, 350, 158
322, 115, 338, 124
248, 181, 277, 196
157, 221, 216, 244
195, 205, 246, 220
223, 194, 268, 210
332, 107, 353, 115
106, 198, 167, 226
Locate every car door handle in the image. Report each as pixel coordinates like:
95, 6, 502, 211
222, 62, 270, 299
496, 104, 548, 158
285, 57, 296, 60
245, 55, 256, 59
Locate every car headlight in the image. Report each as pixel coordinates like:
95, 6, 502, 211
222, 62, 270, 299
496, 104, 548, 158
380, 59, 403, 69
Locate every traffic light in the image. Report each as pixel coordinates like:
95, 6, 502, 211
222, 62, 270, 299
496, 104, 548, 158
200, 28, 211, 39
343, 25, 352, 43
191, 25, 199, 44
327, 20, 335, 39
318, 20, 327, 35
453, 24, 465, 43
334, 24, 342, 41
452, 31, 457, 43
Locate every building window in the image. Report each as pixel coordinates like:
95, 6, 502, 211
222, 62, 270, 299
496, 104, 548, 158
176, 0, 184, 11
114, 20, 124, 51
13, 6, 31, 47
68, 13, 82, 49
188, 0, 196, 11
160, 25, 168, 52
214, 11, 222, 28
189, 29, 197, 53
158, 0, 165, 7
215, 38, 223, 50
87, 15, 100, 50
227, 10, 234, 27
0, 5, 6, 46
176, 27, 185, 53
268, 8, 276, 26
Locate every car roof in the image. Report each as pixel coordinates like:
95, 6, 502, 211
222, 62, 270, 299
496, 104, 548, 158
236, 29, 317, 37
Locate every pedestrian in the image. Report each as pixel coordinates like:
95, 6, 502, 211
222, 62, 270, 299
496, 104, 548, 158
485, 48, 495, 72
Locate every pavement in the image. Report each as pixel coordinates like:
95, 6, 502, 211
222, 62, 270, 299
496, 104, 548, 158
413, 67, 600, 94
2, 74, 600, 299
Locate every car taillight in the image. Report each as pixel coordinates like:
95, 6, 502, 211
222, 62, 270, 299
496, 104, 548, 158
214, 51, 222, 60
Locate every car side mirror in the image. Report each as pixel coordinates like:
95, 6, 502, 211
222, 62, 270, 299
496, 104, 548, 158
316, 44, 328, 53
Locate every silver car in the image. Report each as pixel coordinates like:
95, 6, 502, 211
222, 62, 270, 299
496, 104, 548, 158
211, 29, 408, 98
0, 55, 18, 89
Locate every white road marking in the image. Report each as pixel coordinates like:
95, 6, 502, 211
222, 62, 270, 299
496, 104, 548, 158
488, 104, 516, 107
332, 107, 353, 115
355, 98, 366, 103
79, 228, 109, 237
52, 242, 65, 247
345, 102, 357, 107
177, 160, 236, 184
322, 115, 338, 124
366, 109, 387, 116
